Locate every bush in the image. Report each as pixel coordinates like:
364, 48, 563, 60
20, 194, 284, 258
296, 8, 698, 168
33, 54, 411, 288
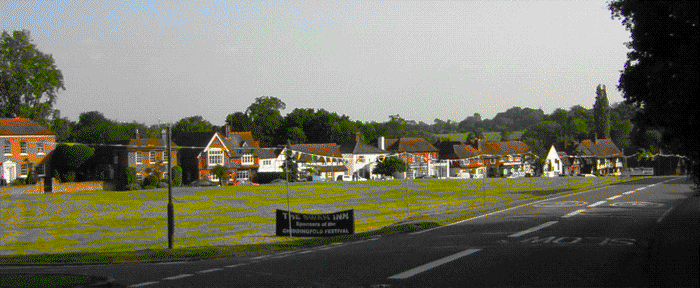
157, 181, 168, 188
253, 172, 286, 184
143, 184, 157, 190
125, 167, 137, 185
51, 144, 94, 181
10, 178, 26, 186
63, 171, 76, 183
142, 174, 159, 188
211, 165, 229, 185
171, 166, 182, 186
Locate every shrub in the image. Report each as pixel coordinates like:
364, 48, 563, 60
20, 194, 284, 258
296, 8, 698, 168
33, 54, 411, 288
125, 167, 137, 185
171, 166, 182, 186
25, 163, 38, 185
63, 171, 76, 183
253, 172, 286, 184
143, 184, 157, 190
142, 174, 159, 188
157, 181, 168, 188
211, 165, 229, 185
10, 178, 26, 186
51, 144, 94, 181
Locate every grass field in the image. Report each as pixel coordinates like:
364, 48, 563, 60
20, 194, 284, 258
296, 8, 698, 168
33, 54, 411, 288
435, 131, 525, 141
0, 177, 644, 263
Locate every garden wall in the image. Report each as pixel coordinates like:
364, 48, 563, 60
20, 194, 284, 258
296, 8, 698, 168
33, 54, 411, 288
0, 179, 113, 196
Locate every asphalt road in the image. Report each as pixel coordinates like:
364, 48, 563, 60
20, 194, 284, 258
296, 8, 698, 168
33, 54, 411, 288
2, 176, 698, 288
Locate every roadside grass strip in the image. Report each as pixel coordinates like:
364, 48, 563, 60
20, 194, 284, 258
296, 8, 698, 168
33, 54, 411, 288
0, 177, 648, 264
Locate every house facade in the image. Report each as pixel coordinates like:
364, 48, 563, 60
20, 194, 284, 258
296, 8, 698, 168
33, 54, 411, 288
174, 126, 259, 184
0, 118, 56, 185
573, 136, 624, 176
435, 141, 486, 178
479, 140, 533, 177
99, 129, 179, 183
377, 136, 440, 178
290, 143, 348, 181
543, 145, 563, 177
257, 147, 284, 173
339, 133, 389, 179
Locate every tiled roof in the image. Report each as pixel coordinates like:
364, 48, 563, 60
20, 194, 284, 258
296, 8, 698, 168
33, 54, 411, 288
482, 140, 531, 155
257, 147, 283, 159
291, 143, 342, 157
435, 141, 480, 159
106, 138, 178, 151
557, 151, 571, 167
0, 118, 55, 136
577, 139, 621, 158
222, 131, 260, 157
339, 138, 388, 154
384, 137, 438, 152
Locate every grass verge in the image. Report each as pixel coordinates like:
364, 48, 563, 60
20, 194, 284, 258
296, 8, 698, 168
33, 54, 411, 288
0, 177, 648, 264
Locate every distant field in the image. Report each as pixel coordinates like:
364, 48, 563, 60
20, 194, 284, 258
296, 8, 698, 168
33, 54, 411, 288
435, 130, 525, 142
0, 176, 646, 264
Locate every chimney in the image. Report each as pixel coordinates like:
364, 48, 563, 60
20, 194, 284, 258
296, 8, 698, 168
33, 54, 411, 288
355, 132, 361, 143
378, 136, 385, 150
476, 138, 481, 151
593, 133, 598, 143
134, 129, 140, 139
225, 125, 231, 138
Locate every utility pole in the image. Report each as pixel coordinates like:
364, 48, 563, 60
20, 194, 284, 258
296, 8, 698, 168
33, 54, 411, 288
163, 125, 174, 249
286, 139, 292, 238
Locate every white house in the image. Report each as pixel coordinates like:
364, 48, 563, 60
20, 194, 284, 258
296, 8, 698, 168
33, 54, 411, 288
544, 145, 563, 177
339, 133, 389, 180
257, 147, 285, 173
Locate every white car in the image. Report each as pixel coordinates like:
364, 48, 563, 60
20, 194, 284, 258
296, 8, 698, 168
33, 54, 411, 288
337, 175, 352, 181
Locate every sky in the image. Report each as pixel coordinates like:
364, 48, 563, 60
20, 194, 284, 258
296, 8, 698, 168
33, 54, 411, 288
1, 0, 631, 126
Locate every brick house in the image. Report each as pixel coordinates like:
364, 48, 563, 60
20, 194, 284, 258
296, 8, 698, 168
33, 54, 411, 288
290, 143, 348, 181
436, 139, 533, 178
0, 118, 56, 186
435, 141, 487, 178
376, 136, 439, 178
99, 129, 179, 183
174, 126, 259, 184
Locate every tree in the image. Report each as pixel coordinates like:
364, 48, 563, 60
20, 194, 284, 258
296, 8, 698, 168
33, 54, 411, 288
171, 166, 182, 187
246, 96, 285, 146
211, 165, 230, 185
281, 148, 299, 182
51, 143, 94, 182
522, 121, 562, 148
285, 126, 307, 144
593, 84, 611, 139
373, 156, 408, 176
1, 30, 64, 126
72, 111, 114, 144
609, 1, 699, 181
225, 112, 258, 133
172, 115, 213, 137
50, 111, 74, 142
500, 129, 511, 141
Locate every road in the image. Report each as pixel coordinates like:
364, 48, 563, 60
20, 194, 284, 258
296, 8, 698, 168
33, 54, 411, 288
2, 176, 698, 287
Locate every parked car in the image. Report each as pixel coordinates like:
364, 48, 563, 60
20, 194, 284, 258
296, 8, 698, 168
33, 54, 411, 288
232, 179, 259, 186
307, 175, 326, 182
190, 180, 216, 187
269, 179, 288, 184
337, 175, 352, 181
583, 174, 597, 178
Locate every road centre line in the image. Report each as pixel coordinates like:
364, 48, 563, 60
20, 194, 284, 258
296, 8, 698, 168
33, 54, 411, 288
656, 208, 674, 223
508, 221, 559, 238
129, 281, 159, 287
197, 268, 223, 274
588, 201, 606, 207
562, 209, 586, 218
387, 249, 481, 279
607, 195, 622, 200
410, 185, 615, 235
162, 274, 193, 280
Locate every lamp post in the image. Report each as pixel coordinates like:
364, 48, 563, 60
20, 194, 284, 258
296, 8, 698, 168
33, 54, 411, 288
162, 125, 174, 249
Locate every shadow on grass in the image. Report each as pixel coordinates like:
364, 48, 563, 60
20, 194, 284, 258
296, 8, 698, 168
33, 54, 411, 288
515, 188, 575, 197
0, 222, 440, 265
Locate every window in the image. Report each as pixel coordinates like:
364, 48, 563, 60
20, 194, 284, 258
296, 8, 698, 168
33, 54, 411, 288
136, 173, 143, 183
149, 151, 156, 164
37, 142, 45, 154
21, 163, 28, 177
241, 154, 254, 165
262, 160, 272, 166
135, 152, 142, 164
113, 155, 119, 164
508, 155, 513, 162
20, 142, 27, 154
4, 141, 10, 154
358, 156, 365, 163
162, 151, 168, 164
236, 170, 249, 179
208, 149, 223, 166
490, 158, 496, 164
36, 163, 46, 176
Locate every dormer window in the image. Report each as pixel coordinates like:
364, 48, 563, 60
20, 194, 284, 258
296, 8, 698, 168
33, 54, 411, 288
241, 154, 254, 165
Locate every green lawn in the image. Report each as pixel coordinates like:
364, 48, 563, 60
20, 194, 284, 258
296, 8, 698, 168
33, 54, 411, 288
0, 177, 644, 263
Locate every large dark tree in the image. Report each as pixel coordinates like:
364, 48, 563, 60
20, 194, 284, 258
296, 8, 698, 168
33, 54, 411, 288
72, 111, 115, 144
246, 96, 285, 146
1, 30, 64, 126
172, 115, 213, 137
609, 1, 699, 180
593, 84, 611, 139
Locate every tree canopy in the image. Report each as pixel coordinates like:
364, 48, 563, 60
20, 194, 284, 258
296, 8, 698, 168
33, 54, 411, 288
1, 30, 64, 126
593, 84, 611, 139
609, 0, 698, 180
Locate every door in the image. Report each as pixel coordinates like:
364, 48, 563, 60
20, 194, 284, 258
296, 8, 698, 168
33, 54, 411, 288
2, 161, 16, 184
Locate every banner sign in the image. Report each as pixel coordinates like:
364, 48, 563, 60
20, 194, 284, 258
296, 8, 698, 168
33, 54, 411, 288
276, 209, 354, 237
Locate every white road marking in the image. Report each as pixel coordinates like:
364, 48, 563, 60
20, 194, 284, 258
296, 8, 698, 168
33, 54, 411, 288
562, 209, 586, 218
299, 250, 314, 254
387, 249, 481, 279
508, 221, 558, 238
163, 274, 193, 280
656, 208, 674, 223
623, 191, 635, 195
225, 263, 247, 268
607, 195, 622, 200
588, 201, 606, 207
252, 255, 270, 260
156, 261, 186, 265
129, 282, 159, 287
411, 185, 614, 235
197, 268, 223, 274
